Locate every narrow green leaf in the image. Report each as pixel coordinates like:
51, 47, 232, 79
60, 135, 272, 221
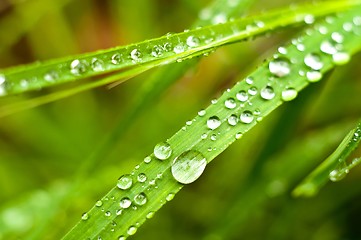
63, 6, 361, 240
293, 120, 361, 197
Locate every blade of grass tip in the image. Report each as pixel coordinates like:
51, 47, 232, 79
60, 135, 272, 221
77, 0, 257, 180
293, 120, 361, 197
0, 1, 359, 98
62, 6, 361, 240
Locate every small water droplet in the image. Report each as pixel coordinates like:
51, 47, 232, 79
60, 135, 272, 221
228, 114, 238, 126
306, 71, 322, 82
111, 53, 122, 64
137, 173, 147, 183
198, 109, 206, 116
154, 142, 172, 160
304, 53, 323, 70
260, 86, 275, 100
173, 44, 186, 53
166, 193, 175, 201
186, 36, 200, 47
117, 174, 133, 190
95, 200, 103, 207
134, 192, 147, 206
245, 76, 254, 85
105, 211, 111, 217
91, 58, 104, 71
44, 70, 58, 82
211, 99, 218, 104
81, 212, 89, 220
70, 59, 88, 75
207, 116, 221, 130
201, 133, 208, 139
296, 43, 305, 52
329, 169, 348, 182
118, 236, 126, 240
225, 98, 237, 109
332, 52, 350, 65
210, 134, 217, 141
151, 45, 163, 57
144, 156, 152, 163
171, 150, 207, 184
119, 197, 132, 209
278, 47, 287, 54
235, 132, 243, 139
281, 88, 298, 101
240, 110, 254, 124
130, 49, 142, 61
304, 14, 315, 24
116, 209, 122, 215
331, 32, 344, 43
320, 40, 338, 55
186, 120, 193, 126
354, 16, 361, 26
127, 226, 137, 236
146, 211, 155, 219
236, 90, 248, 102
248, 87, 258, 96
269, 58, 291, 77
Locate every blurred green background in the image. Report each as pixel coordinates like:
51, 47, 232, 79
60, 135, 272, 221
0, 0, 361, 239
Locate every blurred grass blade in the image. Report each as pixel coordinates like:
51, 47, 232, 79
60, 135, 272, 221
0, 1, 359, 98
293, 120, 361, 197
63, 6, 361, 240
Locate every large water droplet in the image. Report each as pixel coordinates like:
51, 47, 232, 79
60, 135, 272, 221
130, 49, 142, 61
306, 71, 322, 82
331, 32, 344, 43
171, 150, 207, 184
207, 116, 221, 130
236, 90, 248, 102
281, 88, 298, 101
248, 87, 258, 96
228, 114, 238, 126
320, 40, 338, 55
186, 36, 200, 47
154, 142, 172, 160
240, 110, 254, 124
304, 53, 323, 70
70, 59, 88, 75
134, 192, 147, 206
119, 197, 132, 209
127, 226, 137, 236
332, 52, 350, 65
329, 169, 348, 182
225, 98, 237, 109
260, 86, 275, 100
269, 58, 291, 77
111, 53, 122, 64
117, 174, 133, 190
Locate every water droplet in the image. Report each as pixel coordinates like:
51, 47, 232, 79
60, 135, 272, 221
260, 86, 275, 100
304, 14, 315, 24
320, 40, 338, 55
95, 200, 103, 207
166, 193, 175, 201
70, 59, 88, 75
154, 142, 172, 160
240, 110, 254, 124
248, 87, 258, 96
173, 44, 186, 53
296, 43, 305, 52
105, 211, 111, 217
331, 32, 344, 43
354, 16, 361, 26
332, 52, 350, 65
269, 58, 291, 77
130, 49, 142, 61
186, 36, 200, 47
228, 114, 238, 126
146, 211, 155, 219
211, 99, 218, 104
245, 76, 254, 84
116, 209, 122, 215
236, 90, 248, 102
171, 150, 207, 184
225, 98, 237, 109
111, 53, 122, 64
118, 236, 126, 240
117, 174, 133, 190
186, 120, 193, 126
151, 45, 163, 57
235, 132, 243, 139
144, 156, 152, 163
201, 133, 208, 139
281, 88, 298, 101
119, 197, 132, 209
44, 70, 58, 82
81, 212, 89, 220
198, 109, 206, 116
210, 134, 217, 141
304, 53, 323, 70
329, 169, 349, 182
207, 116, 221, 130
343, 22, 353, 32
137, 173, 147, 183
306, 71, 322, 82
91, 58, 104, 71
278, 47, 287, 54
127, 226, 137, 236
134, 192, 147, 206
163, 42, 173, 52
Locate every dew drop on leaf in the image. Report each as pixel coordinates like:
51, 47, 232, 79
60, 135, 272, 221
171, 150, 207, 184
127, 226, 137, 236
207, 116, 221, 130
70, 59, 88, 75
81, 212, 89, 220
91, 58, 104, 72
95, 200, 103, 207
260, 86, 275, 100
235, 132, 243, 139
117, 174, 133, 190
119, 197, 132, 209
332, 52, 350, 65
306, 71, 322, 82
137, 173, 147, 183
245, 76, 254, 84
118, 236, 125, 240
44, 70, 58, 82
144, 156, 152, 163
225, 98, 237, 109
329, 169, 349, 182
304, 53, 323, 70
154, 142, 172, 160
166, 193, 175, 201
248, 86, 258, 96
198, 109, 206, 116
227, 114, 238, 126
130, 49, 142, 61
320, 40, 338, 55
173, 44, 186, 53
236, 90, 248, 102
281, 88, 298, 101
151, 45, 163, 57
146, 211, 155, 219
111, 53, 122, 64
240, 110, 254, 124
186, 36, 200, 47
269, 58, 291, 77
134, 192, 147, 206
331, 32, 344, 43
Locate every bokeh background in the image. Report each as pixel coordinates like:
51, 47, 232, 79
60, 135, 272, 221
0, 0, 361, 239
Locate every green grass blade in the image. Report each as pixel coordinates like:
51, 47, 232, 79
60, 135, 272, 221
293, 120, 361, 197
62, 6, 361, 240
0, 1, 359, 98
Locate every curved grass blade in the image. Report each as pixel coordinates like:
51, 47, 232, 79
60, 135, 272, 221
62, 7, 361, 240
293, 120, 361, 197
0, 1, 359, 98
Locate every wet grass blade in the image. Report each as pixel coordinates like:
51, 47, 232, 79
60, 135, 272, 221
62, 6, 361, 240
0, 1, 359, 98
293, 120, 361, 197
